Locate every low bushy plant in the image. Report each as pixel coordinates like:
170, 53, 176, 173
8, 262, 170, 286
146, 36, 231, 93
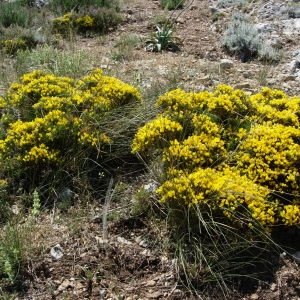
49, 0, 120, 14
132, 85, 299, 289
222, 14, 280, 62
132, 85, 300, 230
160, 0, 185, 10
0, 2, 32, 28
0, 25, 39, 56
0, 69, 141, 201
217, 0, 246, 8
0, 225, 26, 285
52, 8, 122, 36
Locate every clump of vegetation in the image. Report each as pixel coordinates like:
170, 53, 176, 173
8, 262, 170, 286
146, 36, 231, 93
0, 69, 141, 202
0, 1, 32, 28
111, 34, 141, 61
0, 39, 27, 55
49, 0, 120, 14
217, 0, 246, 8
160, 0, 185, 10
146, 24, 180, 52
132, 85, 300, 229
52, 8, 122, 36
222, 14, 280, 62
15, 45, 97, 78
132, 85, 299, 288
0, 25, 41, 56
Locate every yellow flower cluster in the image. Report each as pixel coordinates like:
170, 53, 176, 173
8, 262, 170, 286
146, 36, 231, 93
237, 122, 300, 193
52, 12, 96, 34
75, 15, 95, 28
0, 69, 141, 166
132, 115, 183, 153
280, 205, 300, 226
0, 39, 27, 54
132, 85, 300, 229
250, 87, 300, 126
163, 134, 225, 170
52, 13, 73, 33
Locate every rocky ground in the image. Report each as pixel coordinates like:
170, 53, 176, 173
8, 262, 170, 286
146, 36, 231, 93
1, 0, 300, 299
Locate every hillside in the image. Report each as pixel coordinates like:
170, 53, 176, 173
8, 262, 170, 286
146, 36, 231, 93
0, 0, 299, 299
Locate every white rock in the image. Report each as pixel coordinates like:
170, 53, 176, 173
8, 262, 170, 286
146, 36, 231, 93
50, 244, 64, 260
219, 59, 234, 70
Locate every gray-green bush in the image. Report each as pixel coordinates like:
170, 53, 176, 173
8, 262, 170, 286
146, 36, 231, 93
222, 14, 280, 62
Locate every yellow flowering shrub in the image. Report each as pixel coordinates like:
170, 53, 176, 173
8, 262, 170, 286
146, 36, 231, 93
52, 9, 122, 36
132, 85, 300, 229
0, 39, 27, 55
0, 69, 141, 188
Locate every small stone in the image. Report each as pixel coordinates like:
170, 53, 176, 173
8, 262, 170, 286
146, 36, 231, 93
171, 289, 184, 299
198, 76, 211, 84
234, 82, 251, 89
145, 280, 156, 287
117, 236, 132, 245
50, 244, 64, 260
219, 59, 234, 70
139, 240, 148, 248
249, 294, 259, 300
280, 75, 297, 82
145, 291, 163, 299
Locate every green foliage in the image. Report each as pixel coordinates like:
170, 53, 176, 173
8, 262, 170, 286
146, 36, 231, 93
211, 12, 226, 22
0, 180, 11, 224
146, 24, 180, 52
132, 85, 300, 229
160, 0, 185, 10
111, 34, 140, 61
52, 8, 122, 36
0, 2, 32, 28
31, 190, 41, 217
0, 26, 39, 56
0, 225, 26, 284
49, 0, 120, 14
222, 14, 261, 62
0, 69, 141, 202
15, 45, 97, 78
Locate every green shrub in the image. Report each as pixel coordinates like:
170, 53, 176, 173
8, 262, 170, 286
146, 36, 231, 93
0, 2, 32, 28
160, 0, 184, 10
0, 25, 39, 55
222, 15, 261, 62
0, 39, 27, 55
0, 69, 141, 201
0, 225, 27, 284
